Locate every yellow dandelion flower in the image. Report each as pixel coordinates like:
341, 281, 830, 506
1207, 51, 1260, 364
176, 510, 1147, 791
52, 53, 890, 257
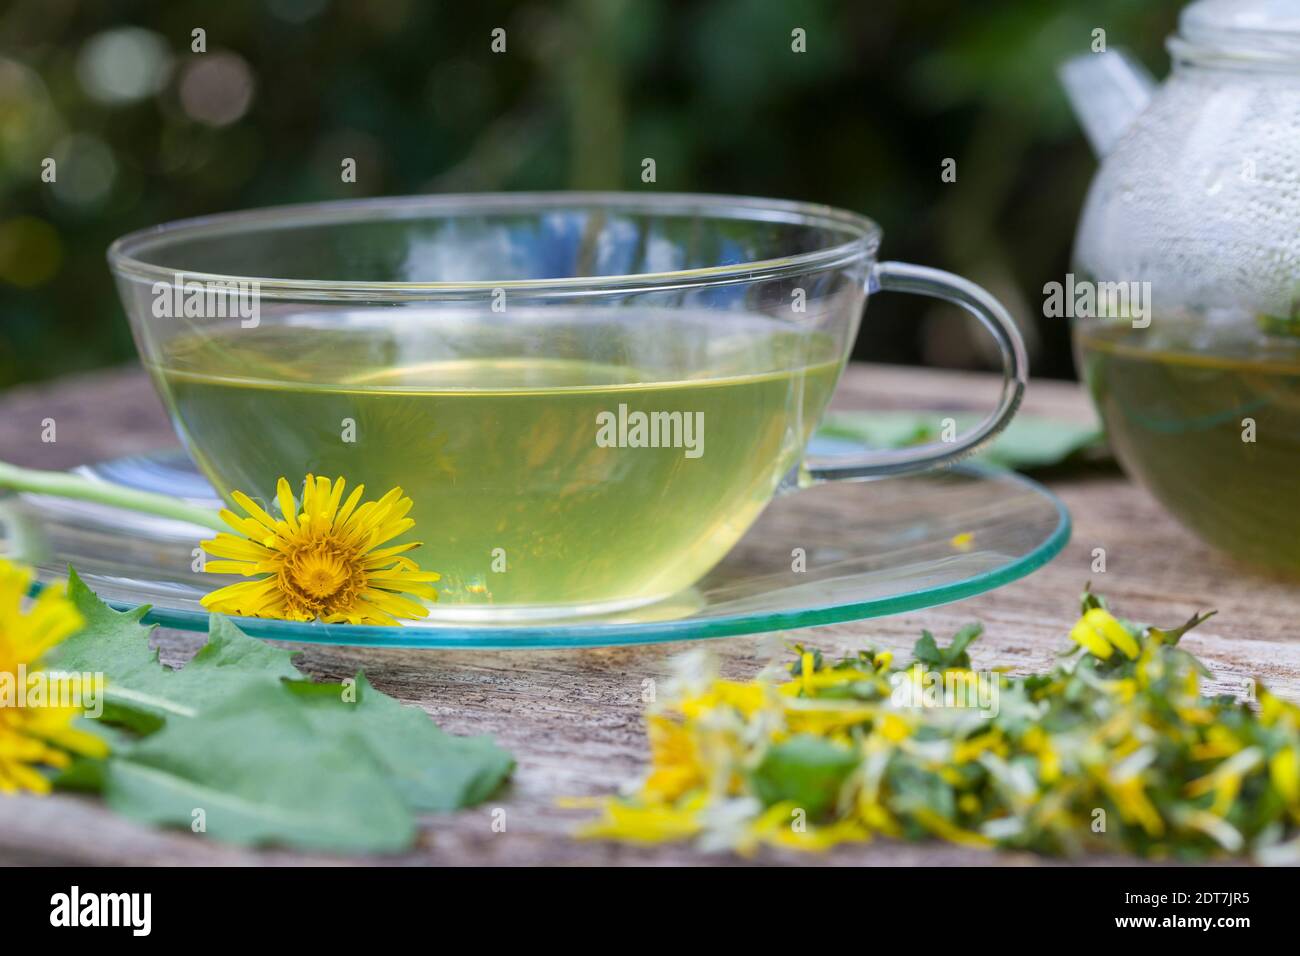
954, 728, 1006, 764
1069, 608, 1140, 660
874, 712, 912, 743
1190, 724, 1243, 762
678, 679, 768, 720
200, 475, 441, 626
857, 798, 902, 836
1185, 747, 1263, 816
911, 807, 995, 848
642, 715, 704, 803
0, 563, 82, 674
751, 801, 871, 851
783, 698, 878, 736
575, 793, 707, 844
795, 666, 875, 692
1104, 776, 1165, 836
1258, 687, 1300, 728
1268, 747, 1299, 807
0, 559, 108, 794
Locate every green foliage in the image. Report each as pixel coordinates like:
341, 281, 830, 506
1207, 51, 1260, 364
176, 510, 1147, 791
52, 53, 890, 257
0, 0, 1184, 387
819, 411, 1108, 473
47, 569, 513, 853
913, 623, 981, 669
287, 674, 514, 813
751, 734, 860, 820
50, 574, 300, 730
108, 683, 415, 853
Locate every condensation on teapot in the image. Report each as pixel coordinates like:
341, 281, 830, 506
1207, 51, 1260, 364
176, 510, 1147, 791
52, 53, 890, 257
1061, 0, 1300, 574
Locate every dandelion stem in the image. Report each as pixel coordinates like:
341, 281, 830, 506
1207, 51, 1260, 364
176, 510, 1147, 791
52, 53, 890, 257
0, 460, 226, 531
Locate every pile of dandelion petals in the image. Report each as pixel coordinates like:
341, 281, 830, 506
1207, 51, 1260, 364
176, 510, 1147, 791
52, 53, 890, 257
572, 591, 1300, 861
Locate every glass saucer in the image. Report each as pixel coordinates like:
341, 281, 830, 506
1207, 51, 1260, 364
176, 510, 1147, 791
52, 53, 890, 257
0, 441, 1069, 649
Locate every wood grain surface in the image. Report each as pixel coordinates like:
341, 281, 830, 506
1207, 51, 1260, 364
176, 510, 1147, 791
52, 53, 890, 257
1, 362, 1296, 866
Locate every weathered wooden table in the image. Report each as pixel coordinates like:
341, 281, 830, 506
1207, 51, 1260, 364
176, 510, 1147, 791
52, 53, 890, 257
2, 363, 1297, 866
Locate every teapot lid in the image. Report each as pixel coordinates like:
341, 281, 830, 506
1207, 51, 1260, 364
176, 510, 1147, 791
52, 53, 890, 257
1179, 0, 1300, 58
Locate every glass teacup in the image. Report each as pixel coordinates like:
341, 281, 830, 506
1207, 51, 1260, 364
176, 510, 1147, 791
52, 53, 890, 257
110, 193, 1026, 620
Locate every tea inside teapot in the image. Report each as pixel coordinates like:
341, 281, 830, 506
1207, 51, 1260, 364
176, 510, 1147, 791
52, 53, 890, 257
1078, 315, 1300, 571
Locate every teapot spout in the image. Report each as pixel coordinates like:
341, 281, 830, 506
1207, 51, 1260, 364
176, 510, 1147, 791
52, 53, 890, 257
1058, 49, 1156, 157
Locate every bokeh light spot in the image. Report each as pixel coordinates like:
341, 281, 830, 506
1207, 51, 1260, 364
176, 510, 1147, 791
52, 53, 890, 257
76, 28, 172, 104
179, 52, 256, 127
0, 57, 63, 177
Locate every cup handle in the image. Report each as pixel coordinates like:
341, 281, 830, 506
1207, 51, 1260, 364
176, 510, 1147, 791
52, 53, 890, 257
803, 260, 1028, 481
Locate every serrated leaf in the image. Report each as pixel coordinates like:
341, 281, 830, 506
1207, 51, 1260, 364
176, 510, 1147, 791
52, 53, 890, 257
48, 572, 299, 727
913, 624, 981, 669
944, 623, 982, 669
44, 570, 169, 731
50, 570, 514, 843
106, 682, 414, 853
188, 614, 302, 681
914, 630, 943, 667
287, 674, 514, 811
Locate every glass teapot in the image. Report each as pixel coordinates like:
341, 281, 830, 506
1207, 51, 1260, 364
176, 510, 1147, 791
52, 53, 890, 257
1060, 0, 1300, 573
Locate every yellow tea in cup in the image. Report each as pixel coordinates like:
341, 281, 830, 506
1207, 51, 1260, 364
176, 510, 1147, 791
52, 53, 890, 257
154, 311, 842, 615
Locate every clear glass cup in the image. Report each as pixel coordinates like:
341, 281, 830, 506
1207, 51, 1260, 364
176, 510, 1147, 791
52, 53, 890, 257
109, 193, 1027, 620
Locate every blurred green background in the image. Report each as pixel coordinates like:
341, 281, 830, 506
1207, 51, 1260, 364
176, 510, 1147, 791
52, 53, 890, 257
0, 0, 1182, 389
